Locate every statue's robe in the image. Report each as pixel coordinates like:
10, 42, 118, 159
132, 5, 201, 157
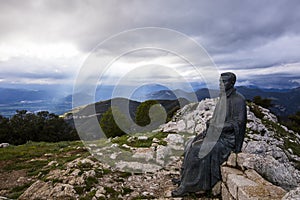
179, 88, 246, 192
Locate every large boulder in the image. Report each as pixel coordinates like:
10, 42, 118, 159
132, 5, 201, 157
237, 153, 300, 190
19, 180, 77, 200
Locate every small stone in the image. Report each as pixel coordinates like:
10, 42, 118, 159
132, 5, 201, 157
0, 143, 9, 148
48, 161, 58, 166
152, 138, 160, 143
95, 187, 106, 197
137, 136, 148, 140
127, 136, 136, 142
111, 143, 119, 147
71, 169, 81, 176
211, 181, 221, 196
226, 152, 237, 167
122, 144, 131, 149
142, 191, 149, 196
288, 148, 293, 154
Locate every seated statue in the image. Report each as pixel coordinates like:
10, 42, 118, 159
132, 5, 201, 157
172, 72, 247, 197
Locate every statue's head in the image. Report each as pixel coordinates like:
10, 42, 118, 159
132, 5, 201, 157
220, 72, 236, 91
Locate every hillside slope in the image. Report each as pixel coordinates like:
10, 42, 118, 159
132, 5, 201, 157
1, 99, 300, 199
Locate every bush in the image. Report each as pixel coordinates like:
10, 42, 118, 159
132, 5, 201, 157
281, 111, 300, 133
100, 107, 129, 138
135, 100, 166, 129
253, 96, 272, 108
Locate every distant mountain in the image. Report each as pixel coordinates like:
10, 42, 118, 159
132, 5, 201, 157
0, 88, 71, 117
71, 97, 190, 121
1, 85, 300, 118
137, 86, 300, 116
0, 88, 51, 104
236, 86, 300, 116
130, 84, 172, 101
142, 88, 219, 102
66, 97, 190, 139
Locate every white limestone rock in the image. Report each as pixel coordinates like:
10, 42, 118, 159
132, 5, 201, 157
282, 187, 300, 200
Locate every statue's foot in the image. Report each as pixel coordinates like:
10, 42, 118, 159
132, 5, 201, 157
171, 186, 188, 197
171, 178, 181, 186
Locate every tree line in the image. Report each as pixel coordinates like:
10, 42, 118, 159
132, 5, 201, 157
100, 100, 171, 138
0, 110, 79, 145
2, 97, 298, 145
100, 97, 300, 138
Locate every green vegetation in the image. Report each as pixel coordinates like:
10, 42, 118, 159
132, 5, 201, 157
79, 190, 96, 200
248, 101, 264, 119
253, 96, 272, 109
0, 141, 87, 179
0, 140, 87, 198
7, 182, 33, 199
135, 100, 166, 127
85, 176, 99, 191
280, 111, 300, 133
99, 106, 129, 138
0, 110, 79, 145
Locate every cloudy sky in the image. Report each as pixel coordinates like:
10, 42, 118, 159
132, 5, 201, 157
1, 0, 300, 93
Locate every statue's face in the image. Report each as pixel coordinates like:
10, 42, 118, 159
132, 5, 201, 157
219, 75, 233, 91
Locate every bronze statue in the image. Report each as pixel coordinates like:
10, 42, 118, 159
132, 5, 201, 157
172, 72, 247, 197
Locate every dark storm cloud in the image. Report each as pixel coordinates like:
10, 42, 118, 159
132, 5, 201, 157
0, 0, 299, 88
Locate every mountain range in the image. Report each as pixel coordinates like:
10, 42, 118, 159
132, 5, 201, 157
0, 86, 300, 117
136, 86, 300, 116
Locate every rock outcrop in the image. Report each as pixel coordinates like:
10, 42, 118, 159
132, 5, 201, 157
16, 98, 300, 199
221, 153, 287, 199
159, 98, 300, 198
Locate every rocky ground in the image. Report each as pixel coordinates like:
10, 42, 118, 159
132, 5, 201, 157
1, 98, 300, 199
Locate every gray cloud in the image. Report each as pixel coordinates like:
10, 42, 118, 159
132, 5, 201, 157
0, 0, 300, 88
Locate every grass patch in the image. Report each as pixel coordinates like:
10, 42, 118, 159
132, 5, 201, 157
104, 186, 121, 198
0, 140, 87, 178
0, 141, 84, 162
4, 159, 48, 172
0, 140, 88, 198
79, 190, 96, 200
7, 182, 33, 199
85, 176, 98, 191
119, 171, 132, 178
122, 187, 134, 195
284, 138, 300, 157
74, 186, 85, 195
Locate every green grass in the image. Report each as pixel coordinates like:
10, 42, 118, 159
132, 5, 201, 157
103, 186, 122, 199
85, 176, 99, 191
0, 140, 88, 198
79, 190, 96, 200
0, 141, 85, 162
7, 182, 33, 199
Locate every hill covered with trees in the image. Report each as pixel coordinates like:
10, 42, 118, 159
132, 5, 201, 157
0, 110, 78, 145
